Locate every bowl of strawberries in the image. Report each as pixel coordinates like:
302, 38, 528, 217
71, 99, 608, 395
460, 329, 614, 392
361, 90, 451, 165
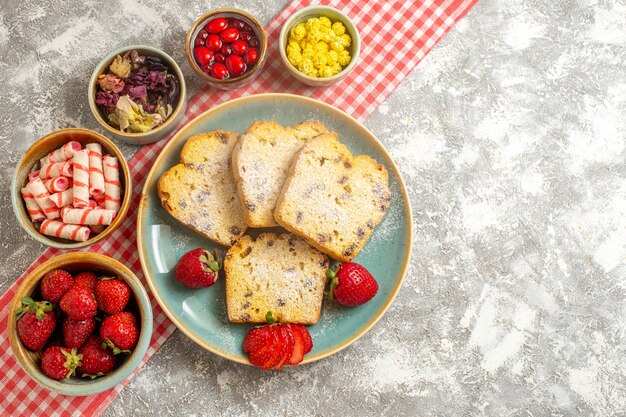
8, 252, 152, 396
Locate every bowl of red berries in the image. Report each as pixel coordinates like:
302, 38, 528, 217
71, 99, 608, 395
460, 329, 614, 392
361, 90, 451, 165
8, 252, 153, 396
186, 9, 268, 89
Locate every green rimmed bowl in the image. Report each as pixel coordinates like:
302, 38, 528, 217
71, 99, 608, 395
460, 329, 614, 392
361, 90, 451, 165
8, 252, 153, 395
137, 93, 412, 365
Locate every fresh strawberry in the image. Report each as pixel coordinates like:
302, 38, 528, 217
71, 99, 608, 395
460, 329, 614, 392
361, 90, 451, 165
174, 248, 221, 288
41, 346, 82, 380
326, 262, 379, 306
274, 324, 295, 371
94, 278, 130, 314
59, 285, 97, 320
62, 317, 96, 349
40, 269, 73, 303
16, 297, 56, 351
243, 312, 300, 371
286, 324, 313, 365
77, 336, 116, 377
100, 311, 138, 354
73, 271, 98, 290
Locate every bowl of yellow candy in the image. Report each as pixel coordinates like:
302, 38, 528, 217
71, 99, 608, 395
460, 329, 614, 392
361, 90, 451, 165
279, 5, 360, 87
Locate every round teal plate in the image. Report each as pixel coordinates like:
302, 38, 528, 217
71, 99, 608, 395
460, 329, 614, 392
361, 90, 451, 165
137, 93, 412, 365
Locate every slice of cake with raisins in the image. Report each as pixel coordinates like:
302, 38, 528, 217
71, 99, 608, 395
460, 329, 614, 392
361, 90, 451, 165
274, 133, 391, 262
224, 233, 329, 324
231, 120, 328, 228
157, 130, 247, 247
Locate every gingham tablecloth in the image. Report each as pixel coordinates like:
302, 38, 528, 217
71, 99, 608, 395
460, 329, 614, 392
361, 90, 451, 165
0, 0, 476, 415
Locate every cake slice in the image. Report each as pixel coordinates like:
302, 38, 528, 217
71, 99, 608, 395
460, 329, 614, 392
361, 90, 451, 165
224, 233, 329, 324
157, 131, 247, 247
274, 133, 391, 262
231, 120, 328, 228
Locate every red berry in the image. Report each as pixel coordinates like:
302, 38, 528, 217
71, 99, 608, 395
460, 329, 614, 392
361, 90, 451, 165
94, 278, 131, 314
174, 248, 220, 288
41, 346, 81, 380
40, 269, 73, 303
244, 48, 259, 65
60, 286, 97, 320
63, 317, 96, 349
242, 23, 253, 33
214, 53, 226, 64
249, 37, 260, 48
100, 311, 139, 354
229, 18, 246, 31
220, 44, 232, 56
231, 40, 248, 56
274, 324, 295, 371
286, 324, 311, 365
74, 271, 98, 290
205, 17, 227, 34
243, 325, 280, 370
77, 336, 116, 377
194, 37, 205, 47
16, 297, 56, 351
212, 63, 229, 79
240, 32, 252, 42
193, 46, 214, 67
226, 54, 246, 76
197, 28, 209, 39
206, 34, 222, 52
220, 27, 239, 43
327, 262, 379, 306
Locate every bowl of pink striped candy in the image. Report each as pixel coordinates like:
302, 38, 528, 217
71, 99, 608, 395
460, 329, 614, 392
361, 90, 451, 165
12, 128, 131, 249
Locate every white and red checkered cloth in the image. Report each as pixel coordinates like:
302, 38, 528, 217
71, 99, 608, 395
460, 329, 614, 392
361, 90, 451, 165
0, 0, 476, 415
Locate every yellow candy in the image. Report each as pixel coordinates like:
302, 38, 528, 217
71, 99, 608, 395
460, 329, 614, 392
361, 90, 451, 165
305, 18, 319, 32
332, 22, 346, 36
287, 41, 301, 54
327, 50, 339, 65
290, 23, 307, 41
313, 54, 328, 68
319, 66, 334, 78
289, 51, 303, 66
319, 16, 332, 28
331, 63, 342, 74
314, 41, 329, 53
338, 50, 351, 66
330, 40, 344, 52
339, 34, 351, 48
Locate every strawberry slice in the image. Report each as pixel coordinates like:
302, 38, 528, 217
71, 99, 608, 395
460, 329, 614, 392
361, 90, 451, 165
274, 324, 295, 371
286, 324, 306, 365
300, 325, 313, 354
245, 326, 280, 370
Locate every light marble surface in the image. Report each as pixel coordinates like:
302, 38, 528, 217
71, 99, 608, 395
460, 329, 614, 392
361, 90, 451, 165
1, 0, 625, 416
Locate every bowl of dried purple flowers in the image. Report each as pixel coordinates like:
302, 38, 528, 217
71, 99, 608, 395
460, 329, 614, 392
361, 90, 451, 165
88, 45, 187, 145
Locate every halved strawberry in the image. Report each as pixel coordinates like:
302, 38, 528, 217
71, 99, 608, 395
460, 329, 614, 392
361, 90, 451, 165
274, 325, 295, 371
301, 326, 313, 354
245, 326, 280, 370
286, 324, 306, 366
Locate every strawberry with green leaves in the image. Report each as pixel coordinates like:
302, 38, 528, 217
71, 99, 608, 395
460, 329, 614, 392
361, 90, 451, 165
16, 297, 56, 351
326, 262, 379, 306
174, 248, 221, 288
100, 311, 138, 354
77, 336, 116, 378
41, 346, 82, 380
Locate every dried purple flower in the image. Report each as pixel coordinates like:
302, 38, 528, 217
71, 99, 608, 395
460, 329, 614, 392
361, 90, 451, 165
145, 56, 167, 72
95, 91, 119, 112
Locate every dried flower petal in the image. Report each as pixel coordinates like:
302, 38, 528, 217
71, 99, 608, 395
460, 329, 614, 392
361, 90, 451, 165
95, 91, 119, 112
97, 74, 125, 93
109, 55, 131, 78
145, 56, 167, 72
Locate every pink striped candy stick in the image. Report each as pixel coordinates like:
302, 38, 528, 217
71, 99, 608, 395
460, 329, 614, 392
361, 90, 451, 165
39, 141, 82, 167
48, 189, 73, 208
20, 188, 46, 222
28, 171, 40, 182
61, 207, 116, 225
42, 176, 70, 193
103, 155, 121, 211
24, 178, 60, 219
39, 161, 73, 179
40, 219, 90, 242
72, 149, 90, 208
86, 143, 105, 196
93, 192, 106, 208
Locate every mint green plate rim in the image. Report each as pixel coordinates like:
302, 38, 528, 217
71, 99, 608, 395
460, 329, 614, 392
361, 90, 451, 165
137, 93, 413, 366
